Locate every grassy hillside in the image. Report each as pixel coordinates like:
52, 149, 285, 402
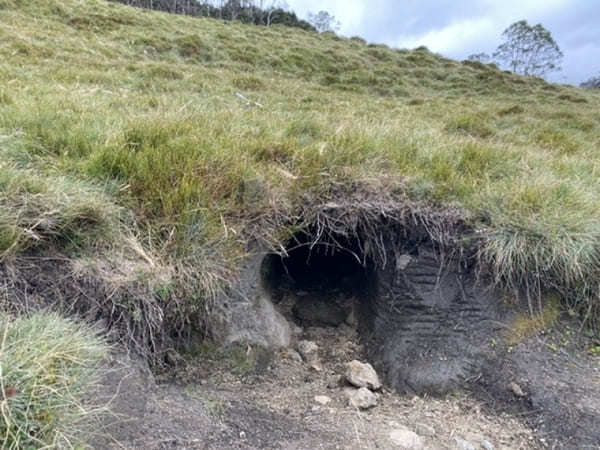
2, 0, 600, 343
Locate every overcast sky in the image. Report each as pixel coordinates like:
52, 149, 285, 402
285, 0, 600, 85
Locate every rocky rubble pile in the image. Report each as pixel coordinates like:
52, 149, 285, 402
289, 337, 499, 450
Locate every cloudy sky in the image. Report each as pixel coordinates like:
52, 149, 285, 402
285, 0, 599, 85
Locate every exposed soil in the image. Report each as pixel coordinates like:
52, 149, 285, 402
469, 320, 600, 449
92, 246, 600, 450
96, 323, 540, 450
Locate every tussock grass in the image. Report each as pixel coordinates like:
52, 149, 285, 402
0, 159, 120, 258
0, 312, 108, 448
1, 0, 600, 342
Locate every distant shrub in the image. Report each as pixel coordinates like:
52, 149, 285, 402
321, 74, 340, 85
367, 43, 389, 49
541, 84, 559, 91
462, 59, 487, 70
175, 35, 213, 61
67, 12, 136, 31
431, 71, 448, 81
349, 36, 366, 45
446, 115, 495, 138
536, 129, 579, 154
407, 98, 424, 106
366, 47, 392, 61
285, 120, 322, 139
580, 76, 600, 89
0, 89, 13, 105
564, 119, 595, 132
232, 75, 265, 91
321, 31, 341, 41
145, 64, 184, 80
557, 93, 588, 104
228, 46, 260, 65
497, 105, 525, 116
406, 52, 435, 67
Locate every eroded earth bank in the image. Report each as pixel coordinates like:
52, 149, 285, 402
96, 223, 600, 449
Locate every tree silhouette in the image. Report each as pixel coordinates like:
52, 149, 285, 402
308, 10, 340, 33
493, 20, 562, 77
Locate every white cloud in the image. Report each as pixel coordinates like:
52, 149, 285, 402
285, 0, 368, 33
392, 17, 496, 55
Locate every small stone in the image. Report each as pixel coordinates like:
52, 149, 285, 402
297, 340, 319, 362
327, 376, 342, 389
345, 309, 357, 327
285, 349, 303, 362
345, 360, 382, 390
396, 254, 413, 270
415, 423, 435, 437
345, 387, 378, 409
509, 382, 526, 397
454, 438, 476, 450
314, 395, 332, 405
199, 379, 208, 386
310, 361, 323, 372
389, 428, 424, 449
481, 440, 495, 450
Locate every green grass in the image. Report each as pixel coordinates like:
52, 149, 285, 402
0, 312, 108, 448
2, 0, 600, 335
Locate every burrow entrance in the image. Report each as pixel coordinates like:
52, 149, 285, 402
258, 225, 509, 396
250, 222, 595, 448
261, 231, 377, 330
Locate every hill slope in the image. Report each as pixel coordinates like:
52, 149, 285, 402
1, 0, 600, 344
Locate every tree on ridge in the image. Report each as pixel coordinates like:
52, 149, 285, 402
493, 20, 563, 77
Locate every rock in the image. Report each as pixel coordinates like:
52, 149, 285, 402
396, 254, 412, 270
345, 360, 382, 390
284, 349, 303, 362
454, 438, 476, 450
297, 340, 319, 362
310, 361, 323, 372
481, 440, 495, 450
415, 423, 435, 437
389, 427, 424, 449
345, 309, 357, 327
314, 395, 332, 405
509, 382, 526, 397
225, 295, 292, 349
345, 387, 378, 409
327, 376, 343, 389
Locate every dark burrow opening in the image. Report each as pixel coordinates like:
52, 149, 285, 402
261, 232, 376, 329
256, 228, 599, 448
